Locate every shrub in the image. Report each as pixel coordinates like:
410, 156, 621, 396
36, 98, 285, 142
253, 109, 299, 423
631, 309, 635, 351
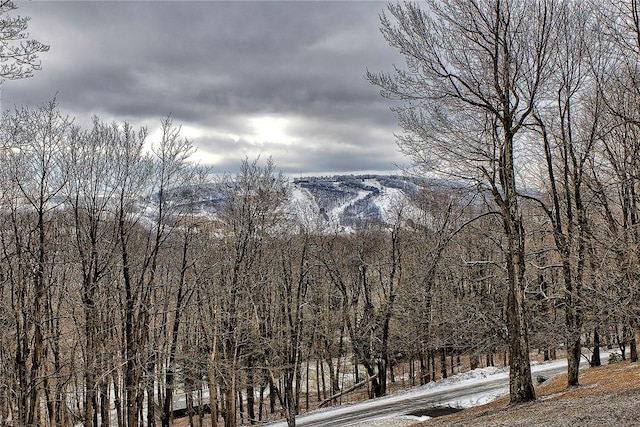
608, 352, 623, 364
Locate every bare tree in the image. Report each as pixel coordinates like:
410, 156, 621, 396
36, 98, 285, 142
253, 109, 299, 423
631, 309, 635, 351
251, 232, 311, 427
368, 0, 556, 402
593, 0, 640, 363
209, 157, 288, 427
65, 118, 125, 427
156, 172, 210, 427
0, 1, 49, 81
0, 1, 49, 114
110, 117, 198, 427
527, 2, 601, 387
0, 100, 71, 425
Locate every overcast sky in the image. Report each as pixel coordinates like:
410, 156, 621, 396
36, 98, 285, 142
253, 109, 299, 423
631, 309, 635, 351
4, 1, 408, 175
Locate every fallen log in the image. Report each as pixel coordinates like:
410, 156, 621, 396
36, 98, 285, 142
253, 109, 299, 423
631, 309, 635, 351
315, 373, 379, 409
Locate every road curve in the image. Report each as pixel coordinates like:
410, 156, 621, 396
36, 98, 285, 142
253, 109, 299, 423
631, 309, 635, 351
265, 358, 581, 427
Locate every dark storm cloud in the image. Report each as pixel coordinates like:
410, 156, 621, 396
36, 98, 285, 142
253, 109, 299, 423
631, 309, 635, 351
3, 1, 406, 174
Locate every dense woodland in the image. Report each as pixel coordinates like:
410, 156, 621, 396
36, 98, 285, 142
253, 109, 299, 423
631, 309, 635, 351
2, 0, 640, 426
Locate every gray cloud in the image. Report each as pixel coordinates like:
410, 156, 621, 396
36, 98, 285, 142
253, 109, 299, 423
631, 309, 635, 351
3, 1, 406, 174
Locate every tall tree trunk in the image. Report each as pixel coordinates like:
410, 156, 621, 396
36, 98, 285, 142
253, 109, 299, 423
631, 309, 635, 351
564, 258, 581, 387
470, 354, 479, 371
440, 348, 447, 380
284, 370, 297, 427
376, 358, 388, 396
501, 148, 535, 402
630, 334, 638, 363
503, 209, 535, 403
246, 357, 256, 424
591, 327, 601, 367
100, 379, 111, 427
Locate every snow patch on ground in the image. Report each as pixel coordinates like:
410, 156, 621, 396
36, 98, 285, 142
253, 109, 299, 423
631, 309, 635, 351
425, 366, 503, 389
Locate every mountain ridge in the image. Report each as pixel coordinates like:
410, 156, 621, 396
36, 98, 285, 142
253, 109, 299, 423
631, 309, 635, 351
156, 174, 461, 232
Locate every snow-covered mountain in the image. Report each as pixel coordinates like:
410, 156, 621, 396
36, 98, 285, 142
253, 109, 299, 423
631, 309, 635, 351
155, 174, 447, 232
289, 175, 425, 231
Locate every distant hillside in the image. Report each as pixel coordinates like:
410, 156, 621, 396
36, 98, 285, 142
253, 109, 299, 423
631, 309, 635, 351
148, 174, 457, 232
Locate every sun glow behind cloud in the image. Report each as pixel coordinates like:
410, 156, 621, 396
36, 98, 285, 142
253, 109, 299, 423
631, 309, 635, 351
144, 115, 303, 169
246, 115, 297, 146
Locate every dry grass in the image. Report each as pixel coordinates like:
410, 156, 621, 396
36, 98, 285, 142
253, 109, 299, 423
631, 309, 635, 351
414, 360, 640, 426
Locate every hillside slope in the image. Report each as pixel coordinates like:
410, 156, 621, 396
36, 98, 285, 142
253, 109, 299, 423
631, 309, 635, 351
416, 360, 640, 426
291, 175, 423, 230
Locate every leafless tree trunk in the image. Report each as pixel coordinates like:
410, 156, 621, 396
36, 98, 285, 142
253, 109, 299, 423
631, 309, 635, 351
369, 0, 556, 402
